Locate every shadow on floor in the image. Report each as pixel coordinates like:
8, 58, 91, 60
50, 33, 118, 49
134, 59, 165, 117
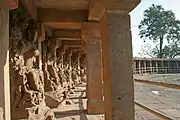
55, 109, 86, 118
69, 96, 87, 100
55, 87, 88, 120
79, 92, 88, 120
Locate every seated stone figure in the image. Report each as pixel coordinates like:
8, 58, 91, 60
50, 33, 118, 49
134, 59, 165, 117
44, 60, 61, 92
11, 48, 49, 118
57, 63, 68, 88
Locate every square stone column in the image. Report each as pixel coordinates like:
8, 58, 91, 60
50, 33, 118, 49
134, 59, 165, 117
0, 0, 11, 120
85, 40, 104, 114
156, 61, 158, 73
82, 22, 104, 114
101, 12, 134, 120
150, 60, 153, 74
144, 61, 147, 73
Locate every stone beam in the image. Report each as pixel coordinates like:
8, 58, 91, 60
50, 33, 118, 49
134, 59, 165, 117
35, 0, 88, 10
38, 8, 88, 22
103, 0, 141, 12
0, 0, 11, 120
62, 40, 82, 46
35, 0, 140, 12
43, 22, 83, 30
64, 45, 83, 49
81, 22, 101, 40
88, 2, 106, 21
68, 47, 83, 52
53, 30, 81, 40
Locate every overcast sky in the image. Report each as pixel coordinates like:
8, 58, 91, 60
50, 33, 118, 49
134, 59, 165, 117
130, 0, 180, 57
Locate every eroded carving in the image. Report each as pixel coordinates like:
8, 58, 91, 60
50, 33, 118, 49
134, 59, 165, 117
9, 4, 55, 119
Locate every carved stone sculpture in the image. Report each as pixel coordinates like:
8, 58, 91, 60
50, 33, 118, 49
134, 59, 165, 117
9, 5, 55, 119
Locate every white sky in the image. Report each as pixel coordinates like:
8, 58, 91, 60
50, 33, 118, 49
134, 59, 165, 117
130, 0, 180, 57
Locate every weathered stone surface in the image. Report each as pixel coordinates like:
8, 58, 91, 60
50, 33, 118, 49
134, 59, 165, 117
101, 12, 134, 120
84, 39, 104, 114
9, 4, 55, 120
0, 1, 11, 120
44, 93, 60, 109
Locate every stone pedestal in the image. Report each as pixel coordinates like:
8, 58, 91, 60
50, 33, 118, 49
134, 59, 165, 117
85, 40, 104, 114
101, 12, 134, 120
0, 1, 11, 119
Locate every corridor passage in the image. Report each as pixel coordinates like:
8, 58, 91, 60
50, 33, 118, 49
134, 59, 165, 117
53, 83, 104, 120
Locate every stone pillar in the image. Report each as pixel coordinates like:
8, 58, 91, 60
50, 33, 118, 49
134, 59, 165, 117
156, 61, 158, 74
161, 60, 164, 73
101, 12, 134, 120
138, 60, 141, 74
69, 51, 73, 86
176, 61, 179, 73
77, 53, 81, 82
54, 49, 57, 68
77, 53, 81, 70
133, 60, 136, 74
61, 53, 64, 68
0, 1, 11, 119
150, 60, 153, 74
144, 60, 146, 73
38, 40, 42, 70
85, 40, 104, 114
167, 60, 171, 73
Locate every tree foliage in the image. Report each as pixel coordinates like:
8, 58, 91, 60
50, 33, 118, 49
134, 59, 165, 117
139, 4, 180, 58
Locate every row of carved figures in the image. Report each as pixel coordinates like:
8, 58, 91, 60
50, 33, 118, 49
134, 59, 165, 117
9, 8, 87, 119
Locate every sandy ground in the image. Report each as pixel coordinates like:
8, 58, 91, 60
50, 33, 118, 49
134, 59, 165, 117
53, 74, 180, 120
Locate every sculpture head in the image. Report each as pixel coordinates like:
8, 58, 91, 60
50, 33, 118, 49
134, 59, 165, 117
34, 49, 40, 57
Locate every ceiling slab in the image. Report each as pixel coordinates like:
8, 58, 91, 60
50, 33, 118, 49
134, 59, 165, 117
35, 0, 88, 10
63, 40, 82, 45
38, 8, 88, 22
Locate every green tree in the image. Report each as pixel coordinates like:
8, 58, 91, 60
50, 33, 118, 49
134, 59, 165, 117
139, 4, 180, 58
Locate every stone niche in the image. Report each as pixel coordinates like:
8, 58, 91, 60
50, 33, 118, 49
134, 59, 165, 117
9, 2, 55, 120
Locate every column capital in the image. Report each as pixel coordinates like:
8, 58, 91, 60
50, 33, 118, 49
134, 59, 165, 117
81, 22, 101, 41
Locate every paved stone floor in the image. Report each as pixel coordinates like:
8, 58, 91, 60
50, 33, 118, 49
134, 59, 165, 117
135, 74, 180, 120
53, 74, 180, 120
53, 84, 104, 120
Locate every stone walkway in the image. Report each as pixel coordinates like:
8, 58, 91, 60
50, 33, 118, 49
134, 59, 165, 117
53, 74, 180, 120
53, 84, 104, 120
135, 74, 180, 120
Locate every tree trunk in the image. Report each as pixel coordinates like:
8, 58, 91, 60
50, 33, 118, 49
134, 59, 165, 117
159, 36, 163, 58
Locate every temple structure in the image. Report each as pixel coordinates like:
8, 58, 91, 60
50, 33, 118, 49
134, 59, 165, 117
134, 57, 180, 74
0, 0, 141, 120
